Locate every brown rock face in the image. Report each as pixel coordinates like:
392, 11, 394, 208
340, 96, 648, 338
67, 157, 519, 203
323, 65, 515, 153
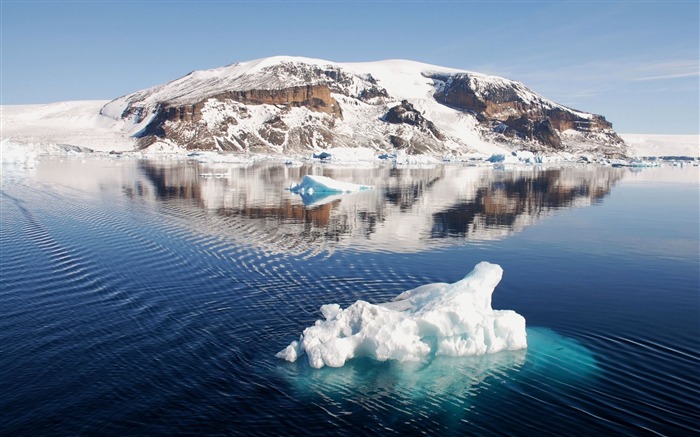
383, 100, 445, 141
216, 85, 342, 117
428, 73, 623, 150
129, 84, 342, 151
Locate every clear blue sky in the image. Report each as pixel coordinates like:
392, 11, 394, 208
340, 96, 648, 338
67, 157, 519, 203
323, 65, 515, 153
2, 0, 699, 134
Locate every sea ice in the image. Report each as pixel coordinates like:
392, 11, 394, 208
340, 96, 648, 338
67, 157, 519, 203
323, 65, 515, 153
276, 262, 527, 368
289, 175, 374, 195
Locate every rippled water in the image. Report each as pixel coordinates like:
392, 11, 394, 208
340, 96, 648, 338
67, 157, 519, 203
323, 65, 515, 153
1, 157, 698, 435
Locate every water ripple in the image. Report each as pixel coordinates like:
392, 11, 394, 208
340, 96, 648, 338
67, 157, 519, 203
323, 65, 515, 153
2, 161, 698, 436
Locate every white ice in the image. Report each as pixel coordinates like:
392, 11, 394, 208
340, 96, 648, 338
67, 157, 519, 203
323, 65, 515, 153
276, 261, 527, 369
289, 175, 374, 194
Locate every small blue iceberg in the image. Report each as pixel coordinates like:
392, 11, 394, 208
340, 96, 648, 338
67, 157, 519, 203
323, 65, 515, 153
289, 175, 373, 195
288, 175, 374, 207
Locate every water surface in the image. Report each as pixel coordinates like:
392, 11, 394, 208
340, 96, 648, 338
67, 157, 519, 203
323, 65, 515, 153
1, 158, 698, 435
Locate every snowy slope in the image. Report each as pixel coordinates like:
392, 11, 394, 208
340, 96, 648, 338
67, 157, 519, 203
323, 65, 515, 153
1, 100, 135, 152
621, 134, 699, 158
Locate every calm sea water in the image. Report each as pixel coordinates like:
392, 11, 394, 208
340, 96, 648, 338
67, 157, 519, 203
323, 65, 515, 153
1, 157, 698, 436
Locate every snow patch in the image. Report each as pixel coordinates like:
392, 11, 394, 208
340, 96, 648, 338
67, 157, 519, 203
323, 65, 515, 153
139, 140, 188, 155
1, 101, 135, 153
621, 133, 699, 158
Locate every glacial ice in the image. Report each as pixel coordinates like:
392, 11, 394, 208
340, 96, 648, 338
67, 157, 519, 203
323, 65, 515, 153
289, 175, 374, 194
276, 262, 527, 369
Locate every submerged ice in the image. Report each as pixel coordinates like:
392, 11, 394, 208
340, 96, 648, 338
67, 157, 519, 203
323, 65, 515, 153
277, 262, 527, 368
280, 327, 598, 411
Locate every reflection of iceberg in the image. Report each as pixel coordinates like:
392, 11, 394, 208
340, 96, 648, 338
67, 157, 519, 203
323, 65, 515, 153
290, 174, 374, 194
524, 327, 599, 382
291, 174, 375, 207
276, 262, 527, 368
297, 191, 346, 207
278, 327, 598, 406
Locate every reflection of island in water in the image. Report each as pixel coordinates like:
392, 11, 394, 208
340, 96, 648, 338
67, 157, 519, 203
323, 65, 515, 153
129, 161, 624, 254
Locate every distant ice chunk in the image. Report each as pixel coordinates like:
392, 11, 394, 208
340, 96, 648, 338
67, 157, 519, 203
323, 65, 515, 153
276, 262, 527, 368
512, 150, 535, 163
312, 152, 332, 161
1, 141, 38, 165
486, 153, 514, 163
487, 151, 546, 164
289, 175, 374, 195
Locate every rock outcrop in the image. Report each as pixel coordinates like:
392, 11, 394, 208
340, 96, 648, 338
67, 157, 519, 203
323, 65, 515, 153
380, 100, 447, 155
125, 84, 342, 151
428, 72, 623, 152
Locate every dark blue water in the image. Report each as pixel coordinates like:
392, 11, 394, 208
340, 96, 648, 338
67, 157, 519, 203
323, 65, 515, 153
1, 158, 698, 435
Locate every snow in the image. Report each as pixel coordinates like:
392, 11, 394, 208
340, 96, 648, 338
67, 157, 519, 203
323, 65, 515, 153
276, 262, 527, 369
621, 133, 699, 158
343, 59, 455, 100
139, 140, 188, 155
289, 174, 374, 194
1, 101, 135, 153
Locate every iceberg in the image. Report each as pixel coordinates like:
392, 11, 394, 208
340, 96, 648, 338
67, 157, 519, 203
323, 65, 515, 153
276, 262, 527, 368
289, 175, 374, 195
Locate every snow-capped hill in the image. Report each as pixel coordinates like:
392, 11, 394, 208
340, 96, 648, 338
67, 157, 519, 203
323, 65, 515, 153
99, 56, 626, 156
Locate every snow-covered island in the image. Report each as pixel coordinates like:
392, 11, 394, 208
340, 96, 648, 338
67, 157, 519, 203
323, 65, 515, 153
276, 262, 527, 369
2, 56, 697, 165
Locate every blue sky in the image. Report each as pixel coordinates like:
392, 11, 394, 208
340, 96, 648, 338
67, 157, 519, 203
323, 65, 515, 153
2, 0, 699, 134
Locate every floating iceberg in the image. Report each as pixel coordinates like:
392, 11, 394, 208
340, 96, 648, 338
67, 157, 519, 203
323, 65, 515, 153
289, 175, 374, 195
277, 262, 527, 368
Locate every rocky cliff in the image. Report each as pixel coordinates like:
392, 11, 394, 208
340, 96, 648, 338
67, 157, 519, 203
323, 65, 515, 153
100, 56, 626, 157
429, 72, 622, 151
